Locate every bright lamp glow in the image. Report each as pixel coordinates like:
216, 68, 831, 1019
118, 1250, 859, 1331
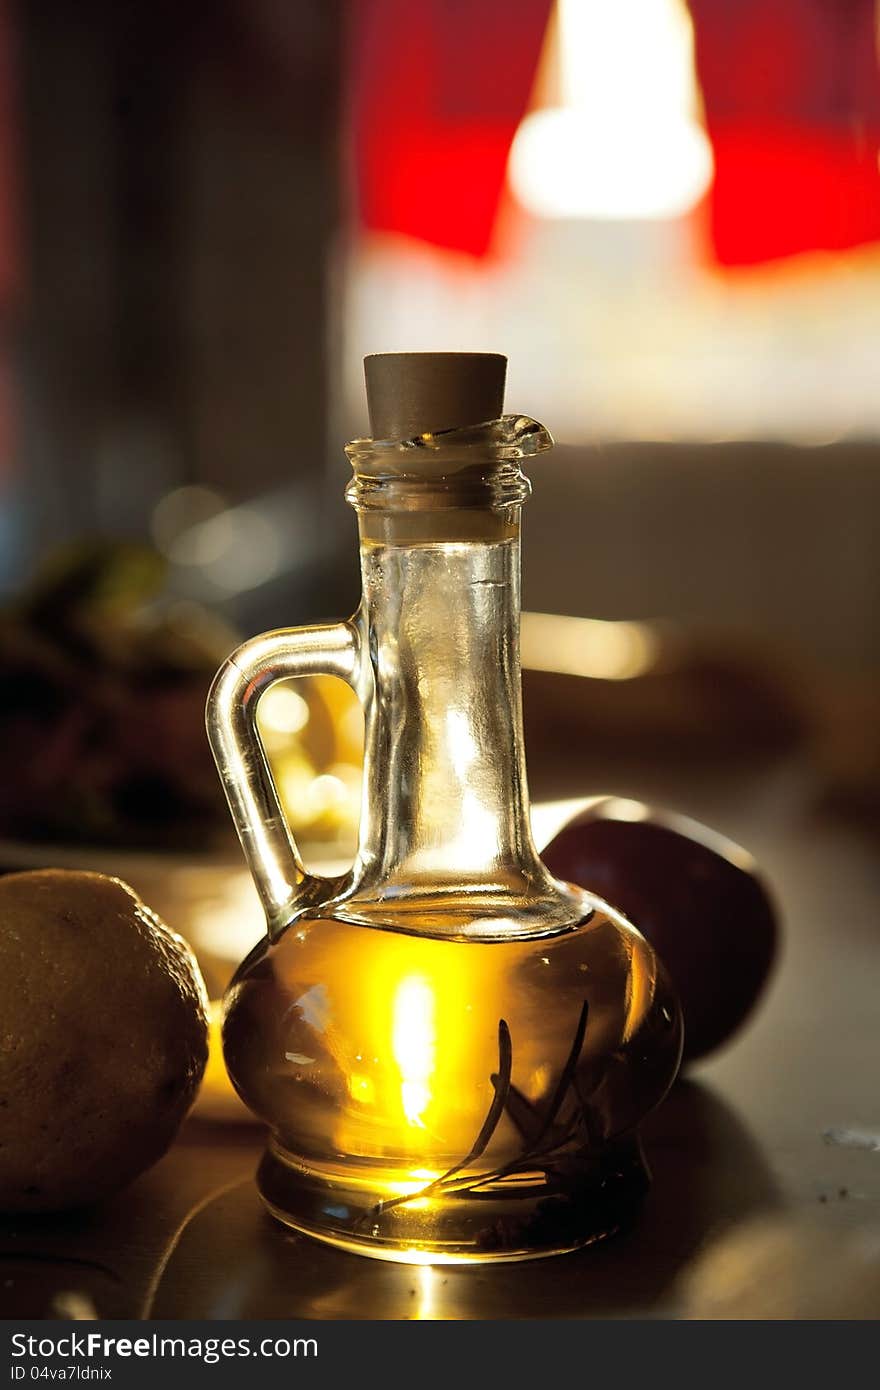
508, 0, 713, 220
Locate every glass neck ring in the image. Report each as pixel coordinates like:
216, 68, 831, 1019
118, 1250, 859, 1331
344, 415, 553, 519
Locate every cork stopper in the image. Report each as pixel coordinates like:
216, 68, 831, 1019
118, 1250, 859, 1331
364, 352, 507, 440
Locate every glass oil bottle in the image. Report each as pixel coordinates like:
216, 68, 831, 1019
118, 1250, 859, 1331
207, 353, 682, 1263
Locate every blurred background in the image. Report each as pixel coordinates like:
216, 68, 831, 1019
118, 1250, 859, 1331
0, 0, 878, 857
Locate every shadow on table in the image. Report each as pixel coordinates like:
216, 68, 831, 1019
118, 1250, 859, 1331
0, 1123, 260, 1319
147, 1080, 782, 1319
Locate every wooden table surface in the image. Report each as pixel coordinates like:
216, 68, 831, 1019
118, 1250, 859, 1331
1, 761, 878, 1320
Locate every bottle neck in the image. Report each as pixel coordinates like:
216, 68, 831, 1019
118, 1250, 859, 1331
333, 415, 582, 936
354, 512, 543, 894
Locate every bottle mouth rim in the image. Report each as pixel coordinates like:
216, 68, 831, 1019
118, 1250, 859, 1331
344, 416, 552, 516
344, 414, 554, 467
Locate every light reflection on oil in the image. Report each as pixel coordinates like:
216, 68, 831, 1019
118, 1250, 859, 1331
223, 902, 682, 1259
225, 907, 677, 1178
392, 976, 435, 1128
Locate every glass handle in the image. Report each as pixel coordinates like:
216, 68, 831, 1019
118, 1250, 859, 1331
206, 622, 362, 936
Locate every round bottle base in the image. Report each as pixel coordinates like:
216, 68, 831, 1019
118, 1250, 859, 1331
257, 1135, 650, 1265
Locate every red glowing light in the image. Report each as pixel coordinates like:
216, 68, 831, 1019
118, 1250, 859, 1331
689, 0, 880, 265
347, 0, 553, 258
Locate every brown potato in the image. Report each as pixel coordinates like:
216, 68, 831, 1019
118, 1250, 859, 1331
0, 869, 208, 1211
